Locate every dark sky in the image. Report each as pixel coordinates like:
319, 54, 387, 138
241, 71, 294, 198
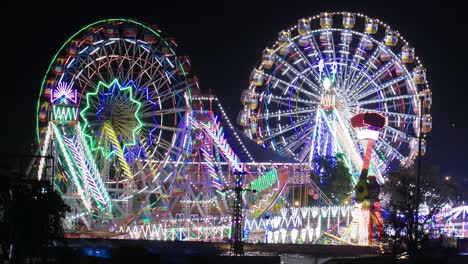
9, 0, 467, 187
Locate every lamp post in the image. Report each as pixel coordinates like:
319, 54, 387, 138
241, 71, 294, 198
415, 93, 425, 247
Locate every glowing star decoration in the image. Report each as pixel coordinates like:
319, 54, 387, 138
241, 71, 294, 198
80, 79, 143, 160
52, 81, 77, 104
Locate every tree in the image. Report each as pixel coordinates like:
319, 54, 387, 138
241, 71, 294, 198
381, 165, 460, 260
310, 154, 353, 204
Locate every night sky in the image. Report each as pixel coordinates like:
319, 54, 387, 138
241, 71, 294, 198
9, 1, 467, 188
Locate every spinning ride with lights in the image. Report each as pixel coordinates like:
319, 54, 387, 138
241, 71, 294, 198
33, 19, 309, 235
239, 12, 432, 182
32, 13, 435, 245
35, 19, 199, 228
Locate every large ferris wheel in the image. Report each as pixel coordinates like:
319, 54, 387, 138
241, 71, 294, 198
35, 19, 197, 226
238, 12, 432, 182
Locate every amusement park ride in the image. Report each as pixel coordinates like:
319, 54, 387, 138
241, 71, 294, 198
30, 12, 433, 246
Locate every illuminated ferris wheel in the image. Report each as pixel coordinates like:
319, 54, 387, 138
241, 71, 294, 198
35, 19, 194, 225
238, 12, 432, 181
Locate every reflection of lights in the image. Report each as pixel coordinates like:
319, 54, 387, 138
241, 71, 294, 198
294, 201, 299, 206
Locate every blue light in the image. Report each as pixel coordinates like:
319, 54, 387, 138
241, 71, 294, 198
82, 248, 110, 258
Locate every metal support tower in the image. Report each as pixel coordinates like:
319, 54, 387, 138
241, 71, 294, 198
222, 171, 256, 256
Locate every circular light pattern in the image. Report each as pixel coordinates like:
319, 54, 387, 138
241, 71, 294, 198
36, 19, 195, 220
239, 12, 432, 182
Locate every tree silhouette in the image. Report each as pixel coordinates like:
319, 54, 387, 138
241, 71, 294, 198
310, 154, 353, 204
381, 165, 461, 260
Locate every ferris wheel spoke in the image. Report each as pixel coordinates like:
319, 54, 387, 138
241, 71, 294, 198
136, 63, 161, 88
340, 38, 369, 89
348, 77, 409, 105
139, 107, 187, 117
156, 86, 187, 103
142, 64, 171, 90
257, 106, 317, 120
381, 130, 411, 145
262, 98, 303, 109
360, 108, 418, 122
356, 107, 418, 121
157, 138, 185, 157
348, 60, 397, 100
141, 83, 181, 104
85, 45, 116, 83
261, 117, 311, 140
127, 59, 154, 88
375, 137, 406, 162
74, 60, 109, 93
344, 46, 385, 95
289, 38, 326, 83
329, 30, 338, 60
272, 54, 322, 93
349, 94, 416, 107
279, 127, 314, 155
308, 32, 326, 61
97, 45, 119, 82
382, 125, 416, 141
265, 94, 318, 106
121, 43, 139, 83
297, 37, 324, 81
145, 123, 185, 133
262, 73, 321, 100
145, 70, 175, 91
88, 59, 109, 86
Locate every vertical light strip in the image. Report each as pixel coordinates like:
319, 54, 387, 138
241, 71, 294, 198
52, 124, 92, 211
38, 124, 52, 180
73, 124, 111, 211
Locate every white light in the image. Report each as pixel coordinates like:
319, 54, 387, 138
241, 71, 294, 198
356, 129, 380, 140
323, 78, 332, 90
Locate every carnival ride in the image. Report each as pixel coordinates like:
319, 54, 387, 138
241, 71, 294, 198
32, 12, 432, 245
238, 12, 431, 184
432, 205, 468, 238
32, 18, 314, 237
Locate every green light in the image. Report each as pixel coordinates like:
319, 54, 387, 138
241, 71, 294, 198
52, 105, 78, 123
249, 169, 278, 193
80, 79, 143, 158
36, 18, 189, 144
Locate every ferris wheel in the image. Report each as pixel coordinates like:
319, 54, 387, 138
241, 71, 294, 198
36, 19, 195, 224
238, 12, 432, 181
